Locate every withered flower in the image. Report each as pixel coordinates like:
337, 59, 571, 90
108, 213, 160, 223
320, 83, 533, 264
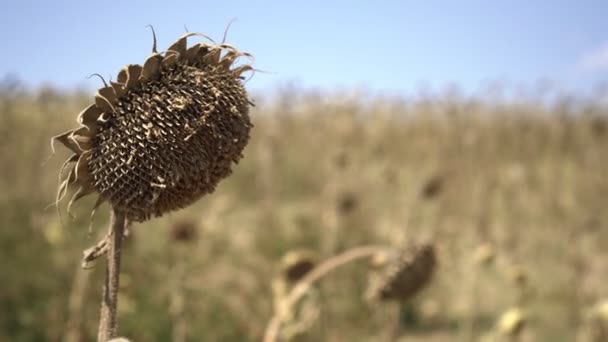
53, 31, 254, 222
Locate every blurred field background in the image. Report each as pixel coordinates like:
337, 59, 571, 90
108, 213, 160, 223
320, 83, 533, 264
1, 72, 607, 341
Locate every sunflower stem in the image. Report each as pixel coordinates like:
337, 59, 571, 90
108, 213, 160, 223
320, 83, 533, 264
263, 245, 390, 342
97, 208, 127, 342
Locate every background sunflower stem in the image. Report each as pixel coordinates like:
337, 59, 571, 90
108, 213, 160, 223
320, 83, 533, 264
263, 245, 389, 342
97, 209, 127, 342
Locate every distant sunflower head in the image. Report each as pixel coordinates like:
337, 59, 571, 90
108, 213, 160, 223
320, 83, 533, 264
53, 30, 254, 222
366, 243, 437, 302
280, 250, 317, 283
169, 219, 198, 243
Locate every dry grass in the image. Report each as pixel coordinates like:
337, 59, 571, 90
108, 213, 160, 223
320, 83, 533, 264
1, 80, 607, 341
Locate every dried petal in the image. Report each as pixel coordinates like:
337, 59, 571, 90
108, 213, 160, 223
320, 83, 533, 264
161, 51, 179, 68
95, 86, 117, 112
232, 65, 253, 76
111, 81, 126, 98
185, 43, 202, 64
77, 104, 102, 127
117, 68, 128, 84
141, 53, 162, 81
52, 130, 81, 154
125, 64, 143, 90
201, 47, 221, 65
218, 50, 240, 70
70, 127, 93, 151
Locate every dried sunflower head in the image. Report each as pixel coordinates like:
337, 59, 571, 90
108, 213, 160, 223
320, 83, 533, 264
366, 243, 437, 302
280, 250, 317, 283
53, 31, 254, 222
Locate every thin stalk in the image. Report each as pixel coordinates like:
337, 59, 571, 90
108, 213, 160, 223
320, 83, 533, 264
263, 245, 389, 342
97, 208, 127, 342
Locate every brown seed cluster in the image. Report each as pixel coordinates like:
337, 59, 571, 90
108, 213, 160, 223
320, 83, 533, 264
53, 32, 254, 222
368, 243, 437, 301
280, 250, 317, 283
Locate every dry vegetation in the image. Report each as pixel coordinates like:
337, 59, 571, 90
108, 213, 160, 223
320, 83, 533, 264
1, 77, 607, 341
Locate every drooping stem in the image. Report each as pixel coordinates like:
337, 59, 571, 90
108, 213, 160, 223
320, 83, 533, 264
263, 245, 390, 342
97, 208, 127, 342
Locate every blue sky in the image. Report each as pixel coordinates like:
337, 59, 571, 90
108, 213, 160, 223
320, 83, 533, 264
0, 0, 606, 95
